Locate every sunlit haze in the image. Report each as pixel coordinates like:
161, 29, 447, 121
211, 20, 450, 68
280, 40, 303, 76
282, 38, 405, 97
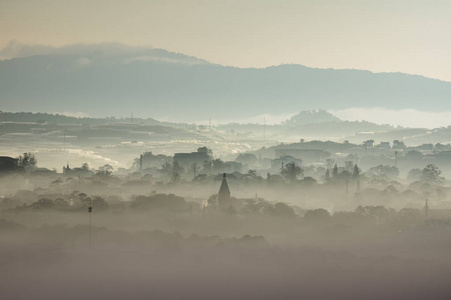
1, 0, 450, 81
2, 1, 451, 299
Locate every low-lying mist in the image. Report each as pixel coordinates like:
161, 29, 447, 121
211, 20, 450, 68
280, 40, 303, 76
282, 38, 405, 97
1, 169, 451, 299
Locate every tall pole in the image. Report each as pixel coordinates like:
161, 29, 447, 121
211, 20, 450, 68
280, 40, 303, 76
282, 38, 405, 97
425, 198, 429, 218
88, 198, 92, 247
346, 179, 349, 196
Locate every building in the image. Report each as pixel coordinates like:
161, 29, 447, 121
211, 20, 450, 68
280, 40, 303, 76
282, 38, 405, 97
218, 173, 231, 211
63, 163, 93, 177
271, 155, 302, 171
377, 142, 391, 149
0, 156, 20, 173
393, 140, 406, 150
363, 140, 375, 148
173, 148, 211, 170
223, 161, 242, 173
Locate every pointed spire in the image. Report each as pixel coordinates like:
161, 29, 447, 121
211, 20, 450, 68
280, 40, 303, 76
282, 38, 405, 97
219, 173, 230, 195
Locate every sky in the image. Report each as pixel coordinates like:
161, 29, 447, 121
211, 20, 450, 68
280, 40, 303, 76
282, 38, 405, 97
1, 0, 450, 82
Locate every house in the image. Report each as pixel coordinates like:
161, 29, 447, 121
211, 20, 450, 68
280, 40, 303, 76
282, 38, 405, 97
271, 155, 302, 171
378, 142, 391, 149
173, 148, 211, 170
0, 156, 20, 173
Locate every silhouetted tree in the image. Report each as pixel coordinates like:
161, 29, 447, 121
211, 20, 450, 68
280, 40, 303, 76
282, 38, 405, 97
281, 162, 303, 182
407, 168, 422, 182
246, 169, 257, 180
99, 164, 114, 172
421, 164, 445, 184
95, 169, 112, 178
352, 164, 360, 179
160, 161, 173, 180
332, 164, 338, 177
324, 168, 331, 182
345, 161, 354, 173
172, 160, 184, 183
17, 152, 37, 171
197, 146, 213, 157
207, 194, 218, 206
304, 208, 330, 222
367, 165, 399, 179
271, 202, 297, 219
92, 196, 109, 211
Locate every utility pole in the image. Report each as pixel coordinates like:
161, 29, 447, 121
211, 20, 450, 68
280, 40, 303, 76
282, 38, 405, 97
425, 198, 429, 218
88, 198, 92, 247
346, 179, 349, 197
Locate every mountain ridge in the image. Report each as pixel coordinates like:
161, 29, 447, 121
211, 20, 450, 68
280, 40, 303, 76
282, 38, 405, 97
1, 43, 451, 122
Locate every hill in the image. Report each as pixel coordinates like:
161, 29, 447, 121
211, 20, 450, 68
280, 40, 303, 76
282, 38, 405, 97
1, 43, 450, 122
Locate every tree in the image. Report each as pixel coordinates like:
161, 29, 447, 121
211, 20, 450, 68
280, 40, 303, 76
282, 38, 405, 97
212, 158, 225, 172
17, 152, 37, 171
420, 164, 445, 184
197, 146, 213, 157
345, 161, 354, 173
160, 161, 173, 179
99, 164, 114, 172
304, 208, 330, 222
247, 169, 257, 179
337, 170, 352, 180
95, 169, 112, 178
332, 164, 338, 177
272, 202, 297, 219
281, 162, 303, 182
352, 164, 360, 179
235, 153, 257, 165
193, 174, 207, 182
81, 163, 90, 170
92, 196, 109, 211
367, 165, 399, 179
191, 162, 199, 177
171, 160, 183, 183
324, 168, 331, 183
133, 151, 172, 170
300, 176, 317, 186
207, 194, 218, 206
407, 168, 422, 182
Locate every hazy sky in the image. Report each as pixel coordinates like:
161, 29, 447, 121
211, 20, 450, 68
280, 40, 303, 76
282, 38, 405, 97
1, 0, 450, 81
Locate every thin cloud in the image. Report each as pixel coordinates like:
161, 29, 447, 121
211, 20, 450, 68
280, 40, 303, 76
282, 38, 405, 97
330, 107, 451, 129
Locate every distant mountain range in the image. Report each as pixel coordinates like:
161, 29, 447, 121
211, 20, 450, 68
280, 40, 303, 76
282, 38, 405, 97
1, 42, 450, 122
